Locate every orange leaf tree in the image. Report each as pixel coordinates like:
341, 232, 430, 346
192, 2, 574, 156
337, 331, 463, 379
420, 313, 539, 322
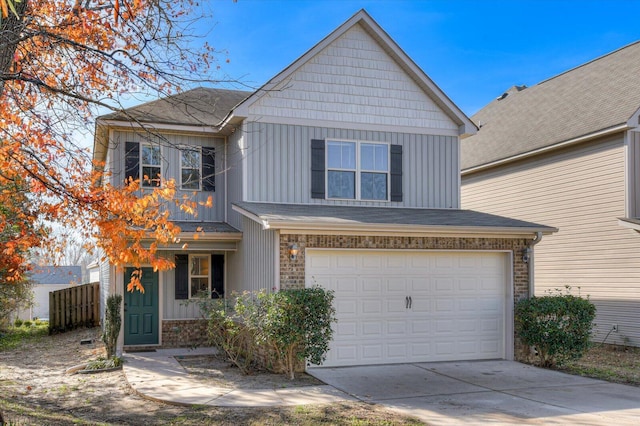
0, 0, 224, 291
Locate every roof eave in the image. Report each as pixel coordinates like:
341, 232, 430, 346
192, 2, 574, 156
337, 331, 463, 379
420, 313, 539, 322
462, 123, 630, 176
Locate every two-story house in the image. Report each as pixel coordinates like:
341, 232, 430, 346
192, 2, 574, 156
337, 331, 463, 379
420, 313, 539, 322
461, 41, 640, 347
93, 10, 554, 367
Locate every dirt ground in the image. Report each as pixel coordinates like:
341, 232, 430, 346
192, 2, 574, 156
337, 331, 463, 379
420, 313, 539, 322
176, 355, 323, 389
0, 327, 422, 425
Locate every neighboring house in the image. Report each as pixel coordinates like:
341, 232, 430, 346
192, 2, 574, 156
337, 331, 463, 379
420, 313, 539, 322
93, 10, 554, 366
17, 265, 82, 321
461, 41, 640, 347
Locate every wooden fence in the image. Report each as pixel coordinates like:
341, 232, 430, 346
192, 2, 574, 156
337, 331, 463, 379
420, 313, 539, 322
49, 282, 100, 333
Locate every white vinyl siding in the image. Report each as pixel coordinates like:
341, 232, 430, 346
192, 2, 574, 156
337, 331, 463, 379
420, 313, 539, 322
462, 135, 640, 346
244, 122, 459, 208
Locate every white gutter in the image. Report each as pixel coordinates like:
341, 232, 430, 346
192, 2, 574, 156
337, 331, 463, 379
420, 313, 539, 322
525, 231, 544, 297
462, 124, 629, 176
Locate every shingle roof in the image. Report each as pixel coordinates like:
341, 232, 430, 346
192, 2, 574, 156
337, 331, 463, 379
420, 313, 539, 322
28, 266, 82, 285
100, 87, 252, 126
461, 41, 640, 171
233, 202, 555, 234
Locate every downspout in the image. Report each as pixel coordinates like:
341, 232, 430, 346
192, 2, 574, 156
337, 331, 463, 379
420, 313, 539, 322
525, 231, 543, 297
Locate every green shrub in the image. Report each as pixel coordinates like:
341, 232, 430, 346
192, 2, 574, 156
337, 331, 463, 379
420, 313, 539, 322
242, 287, 336, 379
102, 294, 122, 358
22, 320, 32, 327
13, 318, 23, 327
515, 291, 596, 367
206, 287, 336, 379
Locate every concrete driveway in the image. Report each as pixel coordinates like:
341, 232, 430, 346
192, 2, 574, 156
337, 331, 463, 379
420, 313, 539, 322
309, 360, 640, 425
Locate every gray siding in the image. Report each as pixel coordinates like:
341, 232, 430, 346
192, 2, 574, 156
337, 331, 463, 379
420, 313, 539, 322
462, 134, 640, 346
248, 24, 459, 134
244, 122, 459, 208
226, 125, 245, 230
108, 130, 226, 222
232, 216, 277, 293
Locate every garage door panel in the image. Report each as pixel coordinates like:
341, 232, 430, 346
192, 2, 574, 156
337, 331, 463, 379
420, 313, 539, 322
307, 250, 508, 367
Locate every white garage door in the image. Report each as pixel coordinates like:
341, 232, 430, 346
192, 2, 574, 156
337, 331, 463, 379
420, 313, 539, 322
306, 250, 509, 367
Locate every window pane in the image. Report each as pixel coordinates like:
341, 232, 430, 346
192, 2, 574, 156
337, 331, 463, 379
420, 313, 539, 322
327, 141, 355, 169
190, 277, 209, 297
191, 256, 209, 276
361, 172, 387, 200
142, 144, 161, 166
142, 166, 161, 187
181, 149, 200, 168
361, 144, 388, 171
327, 170, 355, 199
182, 169, 201, 190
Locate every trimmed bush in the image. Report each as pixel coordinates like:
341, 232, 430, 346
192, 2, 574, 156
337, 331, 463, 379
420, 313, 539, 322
205, 287, 336, 379
240, 287, 336, 379
515, 291, 596, 367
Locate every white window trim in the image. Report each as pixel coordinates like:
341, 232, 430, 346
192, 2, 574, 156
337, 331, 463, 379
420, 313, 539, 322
180, 145, 202, 191
188, 254, 211, 299
326, 139, 390, 201
141, 142, 162, 188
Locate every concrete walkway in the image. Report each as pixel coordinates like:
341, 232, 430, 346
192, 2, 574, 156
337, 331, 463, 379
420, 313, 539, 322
122, 348, 352, 407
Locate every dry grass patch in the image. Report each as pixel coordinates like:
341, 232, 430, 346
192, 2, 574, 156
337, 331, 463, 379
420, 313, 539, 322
560, 344, 640, 386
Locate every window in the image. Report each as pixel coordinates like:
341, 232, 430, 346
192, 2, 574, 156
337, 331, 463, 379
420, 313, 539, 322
141, 143, 161, 187
181, 147, 201, 190
189, 255, 210, 298
326, 140, 389, 200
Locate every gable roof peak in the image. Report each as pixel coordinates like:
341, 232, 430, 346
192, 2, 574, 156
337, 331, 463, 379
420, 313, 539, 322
228, 9, 475, 136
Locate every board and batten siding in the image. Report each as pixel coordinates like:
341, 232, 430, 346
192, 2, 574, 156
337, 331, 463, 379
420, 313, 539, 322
243, 122, 459, 209
108, 130, 226, 222
461, 134, 640, 346
231, 216, 277, 294
248, 24, 458, 135
226, 125, 245, 230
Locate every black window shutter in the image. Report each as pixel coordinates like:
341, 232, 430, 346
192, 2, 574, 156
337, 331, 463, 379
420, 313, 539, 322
211, 254, 224, 298
390, 144, 403, 202
202, 147, 215, 192
311, 139, 325, 199
175, 254, 189, 300
124, 142, 140, 184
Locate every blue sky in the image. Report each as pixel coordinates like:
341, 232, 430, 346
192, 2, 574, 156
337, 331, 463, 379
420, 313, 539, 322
201, 0, 640, 116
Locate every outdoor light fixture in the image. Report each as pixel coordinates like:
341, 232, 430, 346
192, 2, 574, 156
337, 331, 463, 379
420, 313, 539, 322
522, 247, 531, 264
289, 243, 299, 261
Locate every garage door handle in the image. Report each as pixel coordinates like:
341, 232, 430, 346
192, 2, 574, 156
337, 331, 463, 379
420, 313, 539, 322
405, 296, 409, 309
409, 296, 412, 309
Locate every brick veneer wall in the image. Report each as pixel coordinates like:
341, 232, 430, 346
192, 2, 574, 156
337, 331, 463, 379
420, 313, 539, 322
279, 234, 532, 360
161, 319, 208, 348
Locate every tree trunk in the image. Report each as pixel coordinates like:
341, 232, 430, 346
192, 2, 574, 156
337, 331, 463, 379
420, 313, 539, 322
0, 0, 29, 99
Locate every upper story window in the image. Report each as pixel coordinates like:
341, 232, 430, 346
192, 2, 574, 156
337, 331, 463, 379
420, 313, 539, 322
181, 147, 201, 190
124, 141, 216, 192
141, 143, 161, 188
326, 140, 389, 200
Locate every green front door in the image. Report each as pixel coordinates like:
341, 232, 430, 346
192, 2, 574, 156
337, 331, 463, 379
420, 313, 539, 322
124, 268, 159, 346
